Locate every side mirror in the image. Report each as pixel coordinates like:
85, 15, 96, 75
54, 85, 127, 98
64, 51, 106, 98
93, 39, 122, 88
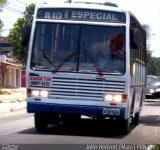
21, 25, 31, 47
130, 28, 140, 49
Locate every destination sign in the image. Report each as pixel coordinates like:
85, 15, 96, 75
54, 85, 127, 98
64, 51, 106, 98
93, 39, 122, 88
37, 8, 126, 23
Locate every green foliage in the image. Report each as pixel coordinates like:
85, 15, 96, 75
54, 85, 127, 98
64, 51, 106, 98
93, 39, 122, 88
8, 3, 35, 66
24, 3, 35, 20
9, 18, 28, 65
146, 50, 160, 76
0, 0, 6, 3
152, 144, 160, 150
0, 0, 7, 34
65, 0, 72, 3
0, 0, 7, 7
142, 24, 160, 76
151, 57, 160, 75
104, 2, 118, 7
142, 24, 150, 40
0, 20, 3, 34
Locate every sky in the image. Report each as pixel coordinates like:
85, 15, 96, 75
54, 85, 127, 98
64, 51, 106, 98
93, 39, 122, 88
0, 0, 160, 57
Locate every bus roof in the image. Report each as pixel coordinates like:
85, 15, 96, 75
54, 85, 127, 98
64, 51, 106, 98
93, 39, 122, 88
36, 3, 127, 14
35, 3, 142, 26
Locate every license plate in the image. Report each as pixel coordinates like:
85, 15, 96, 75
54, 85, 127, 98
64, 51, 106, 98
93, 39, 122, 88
103, 108, 120, 116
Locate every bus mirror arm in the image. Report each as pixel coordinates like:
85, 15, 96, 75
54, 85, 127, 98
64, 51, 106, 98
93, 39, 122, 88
130, 28, 140, 49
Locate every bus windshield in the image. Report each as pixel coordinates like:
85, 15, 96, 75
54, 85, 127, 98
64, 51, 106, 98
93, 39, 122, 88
31, 22, 125, 75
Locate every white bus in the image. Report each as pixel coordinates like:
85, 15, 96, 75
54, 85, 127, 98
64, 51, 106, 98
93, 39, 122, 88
24, 3, 146, 134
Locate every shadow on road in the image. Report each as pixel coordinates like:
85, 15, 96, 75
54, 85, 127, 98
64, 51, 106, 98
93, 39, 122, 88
140, 115, 160, 127
18, 119, 136, 138
140, 101, 160, 127
144, 101, 160, 107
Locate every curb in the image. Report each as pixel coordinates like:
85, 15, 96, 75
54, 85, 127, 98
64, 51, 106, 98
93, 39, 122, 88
0, 101, 27, 113
0, 88, 27, 114
145, 99, 160, 102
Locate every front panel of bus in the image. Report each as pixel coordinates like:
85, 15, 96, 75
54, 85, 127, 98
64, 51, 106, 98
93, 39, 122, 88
26, 6, 131, 120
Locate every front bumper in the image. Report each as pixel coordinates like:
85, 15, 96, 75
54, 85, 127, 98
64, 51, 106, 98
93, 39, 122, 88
27, 102, 126, 119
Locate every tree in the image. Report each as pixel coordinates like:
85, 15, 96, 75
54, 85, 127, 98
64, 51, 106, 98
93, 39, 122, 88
142, 24, 157, 75
143, 24, 160, 75
8, 3, 35, 66
142, 24, 150, 40
104, 2, 118, 7
9, 18, 28, 65
146, 50, 157, 75
0, 20, 3, 35
0, 0, 7, 9
0, 0, 7, 35
65, 0, 72, 3
153, 144, 160, 150
24, 3, 35, 20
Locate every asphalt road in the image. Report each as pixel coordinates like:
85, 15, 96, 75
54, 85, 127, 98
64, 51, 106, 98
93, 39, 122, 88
0, 100, 160, 149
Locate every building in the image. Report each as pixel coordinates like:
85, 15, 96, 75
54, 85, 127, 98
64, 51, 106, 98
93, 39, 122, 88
0, 37, 23, 88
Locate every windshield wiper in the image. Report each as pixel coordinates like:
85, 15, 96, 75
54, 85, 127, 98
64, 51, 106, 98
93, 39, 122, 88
53, 26, 81, 73
52, 25, 102, 76
85, 49, 103, 77
52, 52, 76, 73
42, 49, 52, 64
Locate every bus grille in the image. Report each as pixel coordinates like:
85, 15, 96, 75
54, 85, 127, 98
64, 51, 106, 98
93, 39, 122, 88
49, 77, 125, 101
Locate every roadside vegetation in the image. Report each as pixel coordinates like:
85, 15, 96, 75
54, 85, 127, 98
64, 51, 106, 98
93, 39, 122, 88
0, 0, 7, 35
152, 144, 160, 150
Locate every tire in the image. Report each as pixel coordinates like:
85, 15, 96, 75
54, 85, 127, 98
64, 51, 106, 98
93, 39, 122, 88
35, 113, 48, 133
132, 112, 140, 125
118, 119, 130, 135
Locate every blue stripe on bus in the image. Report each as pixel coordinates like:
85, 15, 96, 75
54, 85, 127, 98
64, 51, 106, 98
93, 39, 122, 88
27, 102, 126, 119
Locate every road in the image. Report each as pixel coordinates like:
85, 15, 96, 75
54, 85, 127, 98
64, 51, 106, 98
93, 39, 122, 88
0, 100, 160, 149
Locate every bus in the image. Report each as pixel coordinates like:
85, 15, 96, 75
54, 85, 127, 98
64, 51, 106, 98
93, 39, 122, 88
23, 2, 146, 134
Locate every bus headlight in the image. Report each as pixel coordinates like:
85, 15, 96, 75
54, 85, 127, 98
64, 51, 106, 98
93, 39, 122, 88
32, 90, 40, 96
31, 90, 48, 97
104, 94, 113, 101
40, 90, 48, 97
104, 94, 127, 103
113, 95, 122, 102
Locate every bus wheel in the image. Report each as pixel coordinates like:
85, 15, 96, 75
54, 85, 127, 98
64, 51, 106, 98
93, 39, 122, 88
132, 112, 140, 125
119, 119, 130, 135
35, 113, 48, 133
